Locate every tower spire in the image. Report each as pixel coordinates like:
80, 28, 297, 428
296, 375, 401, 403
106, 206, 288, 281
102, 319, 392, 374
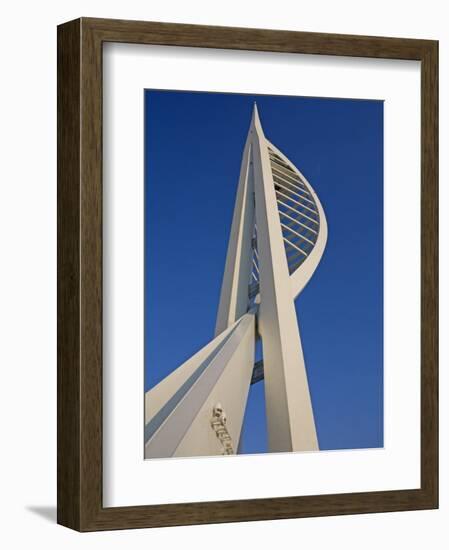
145, 107, 327, 458
252, 101, 259, 122
251, 101, 264, 136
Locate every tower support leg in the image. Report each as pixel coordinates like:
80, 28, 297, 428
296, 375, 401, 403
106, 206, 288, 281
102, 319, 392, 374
145, 313, 255, 458
251, 108, 319, 453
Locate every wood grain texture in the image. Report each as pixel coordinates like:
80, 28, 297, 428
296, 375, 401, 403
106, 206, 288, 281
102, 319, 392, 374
420, 40, 439, 506
57, 18, 81, 531
57, 17, 439, 532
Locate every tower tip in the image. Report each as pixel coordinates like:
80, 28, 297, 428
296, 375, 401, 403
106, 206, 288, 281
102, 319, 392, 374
252, 102, 259, 120
251, 102, 263, 133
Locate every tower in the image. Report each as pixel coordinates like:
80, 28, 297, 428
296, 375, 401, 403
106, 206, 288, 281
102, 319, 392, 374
144, 104, 327, 458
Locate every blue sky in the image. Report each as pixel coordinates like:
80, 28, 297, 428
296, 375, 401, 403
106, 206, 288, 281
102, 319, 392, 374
144, 89, 384, 453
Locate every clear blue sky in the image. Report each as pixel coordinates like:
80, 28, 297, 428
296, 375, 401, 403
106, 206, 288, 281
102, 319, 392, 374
144, 89, 384, 453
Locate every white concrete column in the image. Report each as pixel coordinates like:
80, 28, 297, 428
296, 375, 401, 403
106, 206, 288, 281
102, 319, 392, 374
145, 313, 255, 458
250, 105, 319, 453
215, 133, 255, 336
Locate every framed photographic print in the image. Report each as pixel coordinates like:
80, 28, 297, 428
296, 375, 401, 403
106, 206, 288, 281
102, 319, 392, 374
57, 17, 438, 531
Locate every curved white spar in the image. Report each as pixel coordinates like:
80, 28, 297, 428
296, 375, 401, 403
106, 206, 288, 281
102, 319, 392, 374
266, 141, 328, 300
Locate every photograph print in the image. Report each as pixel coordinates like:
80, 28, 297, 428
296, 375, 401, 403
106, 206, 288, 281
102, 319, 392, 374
144, 90, 383, 459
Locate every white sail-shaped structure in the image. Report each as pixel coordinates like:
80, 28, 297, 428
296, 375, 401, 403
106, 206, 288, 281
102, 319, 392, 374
145, 105, 327, 458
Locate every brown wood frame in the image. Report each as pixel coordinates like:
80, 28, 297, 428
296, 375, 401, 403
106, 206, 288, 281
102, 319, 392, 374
57, 17, 438, 532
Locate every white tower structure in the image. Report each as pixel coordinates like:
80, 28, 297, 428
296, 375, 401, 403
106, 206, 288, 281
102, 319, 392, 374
145, 105, 327, 458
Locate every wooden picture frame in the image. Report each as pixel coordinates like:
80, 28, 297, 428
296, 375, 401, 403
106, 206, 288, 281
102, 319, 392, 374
57, 17, 438, 531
